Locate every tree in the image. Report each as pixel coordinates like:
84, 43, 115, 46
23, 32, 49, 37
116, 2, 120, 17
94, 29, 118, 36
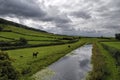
0, 26, 3, 31
15, 37, 27, 46
0, 51, 19, 80
115, 33, 120, 40
19, 37, 27, 44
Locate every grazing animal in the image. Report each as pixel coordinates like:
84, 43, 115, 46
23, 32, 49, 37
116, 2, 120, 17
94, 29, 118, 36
68, 45, 71, 48
20, 56, 23, 58
33, 52, 39, 58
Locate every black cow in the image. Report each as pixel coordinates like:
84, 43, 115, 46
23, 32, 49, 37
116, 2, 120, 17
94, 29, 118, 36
33, 52, 39, 58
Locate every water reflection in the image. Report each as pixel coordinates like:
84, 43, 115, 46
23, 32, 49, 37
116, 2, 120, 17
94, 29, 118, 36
33, 45, 92, 80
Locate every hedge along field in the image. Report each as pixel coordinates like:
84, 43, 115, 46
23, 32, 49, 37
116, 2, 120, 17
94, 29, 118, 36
28, 41, 59, 45
6, 39, 87, 79
89, 42, 119, 80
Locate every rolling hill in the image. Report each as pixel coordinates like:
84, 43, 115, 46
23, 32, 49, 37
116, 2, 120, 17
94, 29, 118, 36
0, 18, 79, 50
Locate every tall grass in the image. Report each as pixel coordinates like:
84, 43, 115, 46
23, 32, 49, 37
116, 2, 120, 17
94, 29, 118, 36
101, 42, 120, 77
89, 42, 119, 80
89, 43, 108, 80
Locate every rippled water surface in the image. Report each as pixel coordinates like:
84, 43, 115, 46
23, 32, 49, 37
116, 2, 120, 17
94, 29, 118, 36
33, 45, 92, 80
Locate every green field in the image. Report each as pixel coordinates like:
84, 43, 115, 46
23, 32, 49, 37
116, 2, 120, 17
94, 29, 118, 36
6, 39, 86, 79
0, 18, 120, 80
0, 20, 83, 79
101, 42, 120, 50
0, 22, 79, 51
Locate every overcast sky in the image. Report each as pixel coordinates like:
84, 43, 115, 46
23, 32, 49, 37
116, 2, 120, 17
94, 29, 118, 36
0, 0, 120, 37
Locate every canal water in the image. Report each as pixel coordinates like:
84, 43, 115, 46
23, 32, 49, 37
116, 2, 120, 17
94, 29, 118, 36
33, 45, 92, 80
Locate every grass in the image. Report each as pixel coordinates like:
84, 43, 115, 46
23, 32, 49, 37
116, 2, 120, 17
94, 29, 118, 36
101, 42, 120, 50
1, 20, 120, 80
28, 41, 56, 45
89, 42, 119, 80
0, 32, 56, 41
0, 37, 11, 41
1, 24, 53, 37
6, 39, 86, 79
98, 43, 119, 80
1, 24, 73, 39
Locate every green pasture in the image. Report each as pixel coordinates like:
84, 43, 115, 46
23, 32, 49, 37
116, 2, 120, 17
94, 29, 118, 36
98, 43, 119, 80
0, 37, 11, 41
0, 32, 56, 41
1, 24, 73, 39
6, 39, 86, 79
101, 42, 120, 50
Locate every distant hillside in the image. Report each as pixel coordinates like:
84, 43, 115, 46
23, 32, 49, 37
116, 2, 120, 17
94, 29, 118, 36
0, 18, 47, 33
0, 18, 79, 50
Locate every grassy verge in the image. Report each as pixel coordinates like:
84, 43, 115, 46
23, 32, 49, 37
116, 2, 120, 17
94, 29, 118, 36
6, 39, 86, 79
89, 42, 119, 80
101, 42, 120, 76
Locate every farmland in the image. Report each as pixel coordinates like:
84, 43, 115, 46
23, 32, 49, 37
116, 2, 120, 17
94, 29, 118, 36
0, 18, 120, 80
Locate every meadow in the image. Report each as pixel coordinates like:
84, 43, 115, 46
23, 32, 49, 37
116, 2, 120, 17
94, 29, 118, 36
7, 39, 86, 79
0, 18, 120, 80
0, 20, 85, 79
101, 42, 120, 50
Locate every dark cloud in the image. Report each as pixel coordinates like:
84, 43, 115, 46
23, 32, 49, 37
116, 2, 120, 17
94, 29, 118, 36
0, 0, 71, 24
71, 11, 91, 19
0, 0, 120, 37
0, 0, 46, 19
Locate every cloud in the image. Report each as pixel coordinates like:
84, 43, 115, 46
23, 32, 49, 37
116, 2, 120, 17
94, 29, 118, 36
0, 0, 71, 24
0, 0, 120, 37
71, 11, 91, 19
0, 0, 46, 19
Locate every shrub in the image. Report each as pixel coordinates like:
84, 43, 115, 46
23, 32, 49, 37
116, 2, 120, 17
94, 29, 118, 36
21, 67, 31, 75
15, 37, 28, 46
0, 41, 12, 47
0, 51, 20, 80
0, 26, 3, 31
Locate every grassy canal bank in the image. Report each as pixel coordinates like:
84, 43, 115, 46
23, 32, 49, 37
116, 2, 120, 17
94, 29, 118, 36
89, 42, 120, 80
6, 38, 89, 79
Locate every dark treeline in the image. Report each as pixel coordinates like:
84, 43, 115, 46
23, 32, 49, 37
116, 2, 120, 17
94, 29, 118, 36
115, 33, 120, 40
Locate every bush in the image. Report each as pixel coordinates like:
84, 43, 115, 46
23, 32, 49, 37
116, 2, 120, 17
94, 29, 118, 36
0, 27, 3, 31
15, 37, 28, 46
115, 33, 120, 40
21, 67, 31, 75
0, 41, 12, 47
0, 51, 20, 80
